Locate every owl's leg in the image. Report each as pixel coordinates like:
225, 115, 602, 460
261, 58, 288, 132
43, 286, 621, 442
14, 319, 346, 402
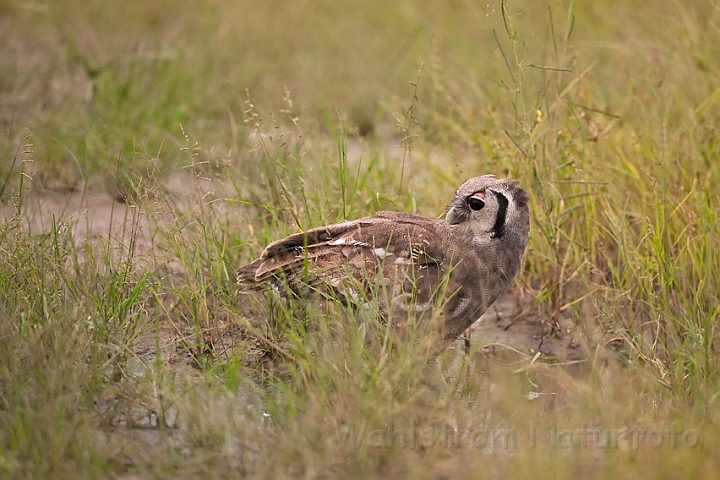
462, 328, 472, 355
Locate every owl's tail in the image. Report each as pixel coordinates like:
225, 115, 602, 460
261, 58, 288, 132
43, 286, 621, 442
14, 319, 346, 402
236, 258, 264, 291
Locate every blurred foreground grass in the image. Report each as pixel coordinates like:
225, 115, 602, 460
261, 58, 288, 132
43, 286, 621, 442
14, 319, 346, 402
1, 0, 720, 478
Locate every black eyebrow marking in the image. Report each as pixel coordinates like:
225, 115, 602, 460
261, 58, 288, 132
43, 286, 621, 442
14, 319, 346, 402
491, 191, 508, 239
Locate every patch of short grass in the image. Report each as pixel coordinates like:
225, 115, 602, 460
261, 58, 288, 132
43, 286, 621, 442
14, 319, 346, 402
1, 0, 720, 478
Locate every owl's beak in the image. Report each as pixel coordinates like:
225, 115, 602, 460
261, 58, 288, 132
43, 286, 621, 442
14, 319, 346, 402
445, 205, 466, 226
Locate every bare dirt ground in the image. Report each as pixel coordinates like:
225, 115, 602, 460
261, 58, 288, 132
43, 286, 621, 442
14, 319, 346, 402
470, 292, 585, 361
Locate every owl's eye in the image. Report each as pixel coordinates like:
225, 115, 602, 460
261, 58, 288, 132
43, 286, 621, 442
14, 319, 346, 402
468, 195, 485, 211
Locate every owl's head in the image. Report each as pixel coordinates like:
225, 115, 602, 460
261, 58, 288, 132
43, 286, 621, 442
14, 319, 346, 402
446, 175, 530, 243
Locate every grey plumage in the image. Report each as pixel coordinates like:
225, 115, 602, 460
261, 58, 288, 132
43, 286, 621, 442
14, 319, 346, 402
238, 175, 530, 350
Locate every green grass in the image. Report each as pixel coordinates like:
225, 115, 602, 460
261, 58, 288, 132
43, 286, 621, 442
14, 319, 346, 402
2, 0, 720, 478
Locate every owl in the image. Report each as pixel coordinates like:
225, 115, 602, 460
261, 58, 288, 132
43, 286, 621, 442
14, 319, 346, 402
238, 175, 530, 351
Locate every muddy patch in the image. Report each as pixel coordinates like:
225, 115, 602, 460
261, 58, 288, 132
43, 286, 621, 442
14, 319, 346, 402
467, 291, 585, 361
0, 183, 160, 250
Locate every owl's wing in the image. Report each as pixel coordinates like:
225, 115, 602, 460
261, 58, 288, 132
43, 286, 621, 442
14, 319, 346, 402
237, 212, 448, 289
